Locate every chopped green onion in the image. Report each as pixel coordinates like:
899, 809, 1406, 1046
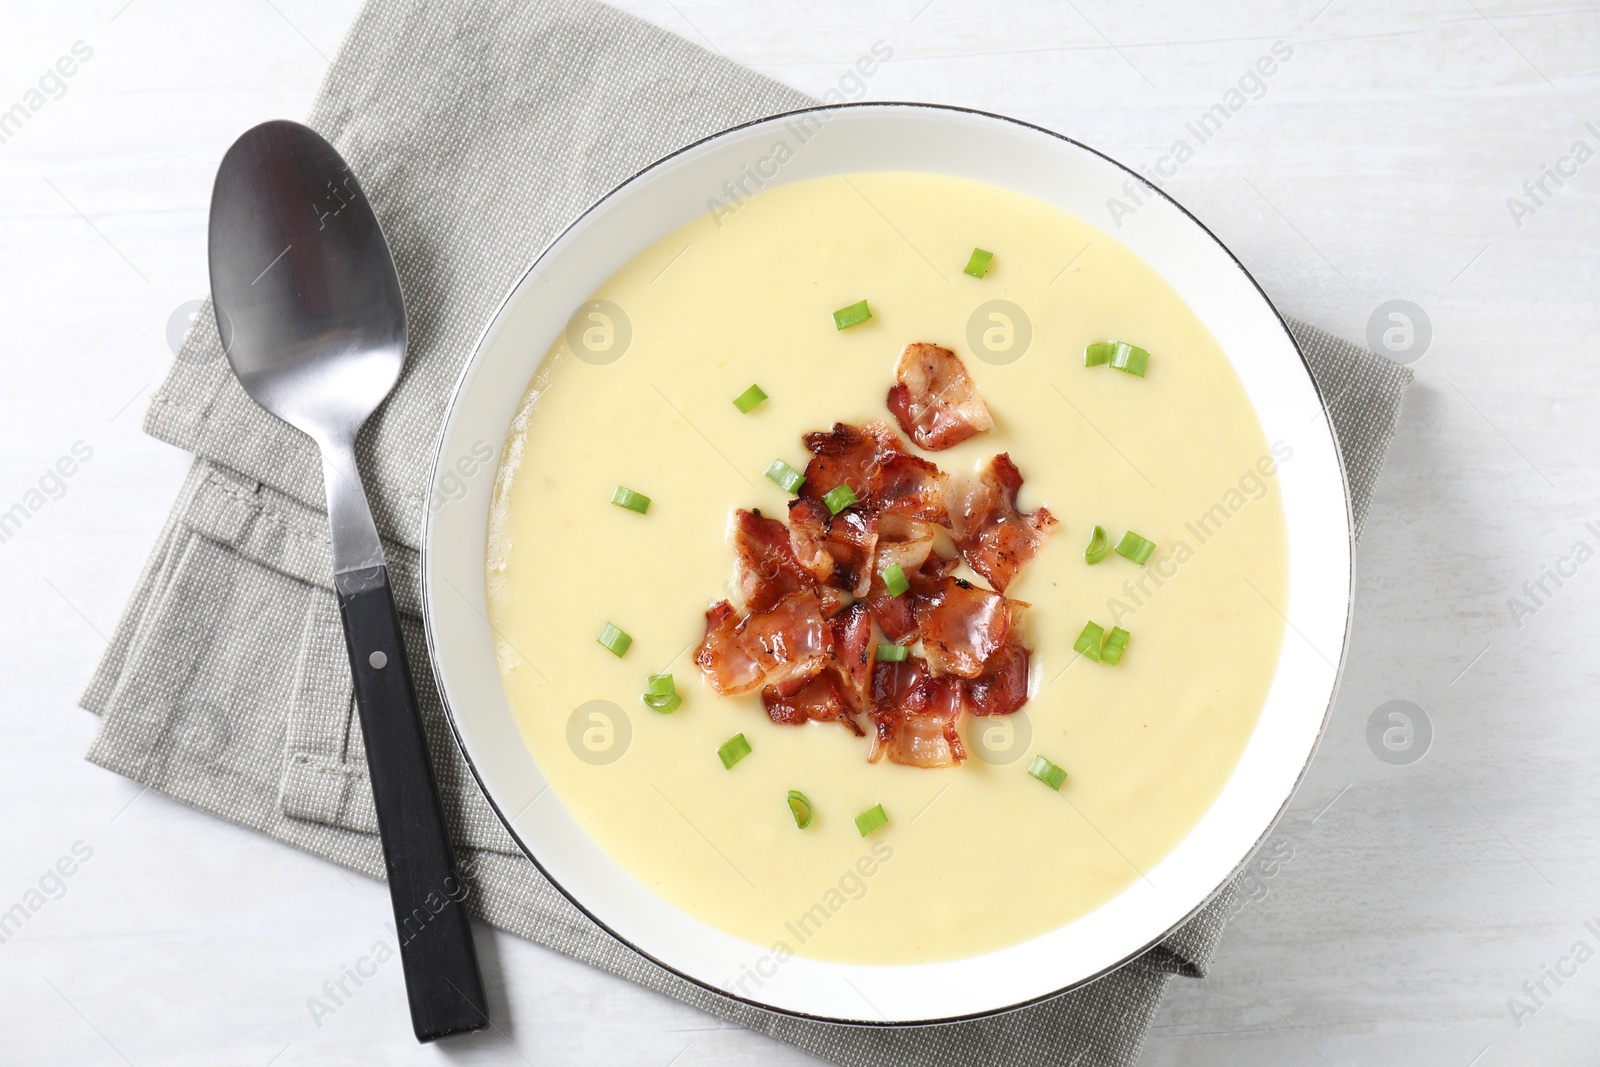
733, 384, 768, 413
610, 486, 650, 514
1085, 525, 1110, 564
1109, 341, 1150, 377
764, 459, 806, 494
881, 562, 910, 598
645, 693, 681, 714
832, 299, 872, 330
1100, 626, 1131, 666
963, 247, 994, 278
1114, 531, 1156, 565
1028, 754, 1069, 791
875, 643, 909, 663
822, 484, 858, 514
597, 622, 632, 658
1085, 342, 1115, 367
1073, 621, 1104, 662
718, 733, 752, 769
643, 672, 680, 713
854, 803, 889, 837
787, 790, 813, 829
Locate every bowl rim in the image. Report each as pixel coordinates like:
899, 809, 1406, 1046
420, 99, 1355, 1026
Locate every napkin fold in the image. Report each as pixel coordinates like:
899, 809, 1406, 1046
81, 2, 1411, 1063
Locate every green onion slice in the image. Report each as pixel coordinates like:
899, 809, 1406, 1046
1073, 621, 1104, 662
1109, 341, 1150, 377
854, 803, 889, 837
875, 643, 909, 663
787, 790, 813, 829
882, 562, 910, 597
1085, 525, 1110, 564
645, 693, 681, 714
832, 299, 872, 330
733, 384, 768, 413
1085, 342, 1115, 367
717, 733, 752, 769
1114, 530, 1156, 565
822, 484, 858, 514
1028, 754, 1069, 791
597, 622, 632, 658
642, 672, 680, 713
764, 459, 806, 494
610, 486, 650, 514
963, 247, 994, 278
1100, 626, 1131, 666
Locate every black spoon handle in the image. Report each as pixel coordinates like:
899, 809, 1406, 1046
334, 565, 489, 1042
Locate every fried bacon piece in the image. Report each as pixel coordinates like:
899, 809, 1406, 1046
695, 601, 765, 696
762, 673, 848, 726
867, 658, 968, 768
863, 516, 955, 644
731, 508, 816, 613
965, 639, 1030, 716
874, 450, 949, 523
759, 602, 871, 733
736, 591, 832, 692
886, 342, 994, 451
787, 499, 879, 597
798, 421, 949, 523
827, 602, 874, 712
946, 454, 1058, 593
913, 576, 1012, 679
695, 591, 831, 697
798, 422, 899, 506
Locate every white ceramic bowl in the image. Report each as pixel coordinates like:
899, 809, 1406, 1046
422, 102, 1352, 1025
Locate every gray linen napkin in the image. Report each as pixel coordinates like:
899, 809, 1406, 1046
81, 2, 1411, 1064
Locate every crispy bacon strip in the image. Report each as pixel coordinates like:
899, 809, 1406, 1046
736, 591, 832, 692
867, 658, 967, 768
787, 499, 879, 597
695, 601, 765, 696
886, 343, 994, 451
863, 516, 956, 644
759, 603, 871, 733
947, 454, 1057, 593
799, 420, 949, 523
965, 640, 1030, 716
695, 591, 832, 697
797, 422, 898, 506
763, 673, 847, 726
731, 508, 814, 613
874, 450, 949, 523
828, 602, 874, 712
913, 576, 1011, 679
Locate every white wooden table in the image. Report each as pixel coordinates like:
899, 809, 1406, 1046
3, 2, 1596, 1063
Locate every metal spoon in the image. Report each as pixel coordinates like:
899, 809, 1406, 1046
208, 119, 488, 1042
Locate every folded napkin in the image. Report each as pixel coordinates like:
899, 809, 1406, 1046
82, 1, 1411, 1063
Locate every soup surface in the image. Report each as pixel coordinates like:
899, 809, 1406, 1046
486, 171, 1288, 966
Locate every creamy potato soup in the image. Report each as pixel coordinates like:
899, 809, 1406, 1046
486, 172, 1288, 966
